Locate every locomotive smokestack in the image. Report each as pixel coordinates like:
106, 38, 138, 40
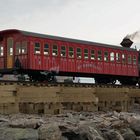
121, 30, 140, 48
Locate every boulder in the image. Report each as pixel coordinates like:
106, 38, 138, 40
60, 122, 104, 140
103, 129, 124, 140
38, 123, 62, 140
9, 118, 43, 128
130, 120, 140, 136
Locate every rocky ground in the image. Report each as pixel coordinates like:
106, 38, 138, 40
1, 108, 140, 140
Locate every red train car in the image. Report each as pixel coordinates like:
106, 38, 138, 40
0, 29, 139, 84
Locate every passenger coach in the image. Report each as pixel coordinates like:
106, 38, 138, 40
0, 29, 139, 84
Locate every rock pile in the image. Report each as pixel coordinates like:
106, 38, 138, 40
0, 111, 140, 139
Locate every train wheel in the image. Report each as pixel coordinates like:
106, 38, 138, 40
28, 72, 57, 83
45, 72, 57, 83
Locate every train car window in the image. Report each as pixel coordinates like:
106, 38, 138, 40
84, 49, 88, 59
21, 41, 27, 54
122, 54, 126, 64
44, 44, 49, 55
34, 42, 40, 54
16, 42, 21, 55
116, 53, 121, 63
91, 50, 95, 60
97, 50, 102, 61
77, 48, 81, 59
133, 55, 137, 65
52, 45, 58, 56
104, 51, 109, 62
61, 46, 66, 57
0, 45, 3, 56
128, 55, 132, 64
110, 52, 115, 61
7, 38, 13, 56
69, 47, 74, 58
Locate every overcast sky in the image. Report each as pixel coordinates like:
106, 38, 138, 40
0, 0, 140, 46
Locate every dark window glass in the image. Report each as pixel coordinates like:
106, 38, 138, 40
116, 53, 121, 63
133, 55, 137, 65
34, 42, 40, 54
98, 50, 102, 61
84, 49, 88, 59
7, 37, 13, 56
128, 55, 132, 64
44, 44, 49, 55
61, 46, 66, 57
122, 54, 126, 64
104, 51, 109, 62
91, 50, 95, 60
77, 48, 81, 59
69, 47, 74, 58
16, 42, 21, 55
21, 41, 27, 54
52, 45, 58, 56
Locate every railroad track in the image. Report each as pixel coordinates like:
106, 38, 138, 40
0, 80, 139, 89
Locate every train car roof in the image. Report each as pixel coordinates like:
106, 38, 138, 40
0, 29, 137, 51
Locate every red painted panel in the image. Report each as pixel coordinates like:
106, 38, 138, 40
96, 61, 103, 74
76, 59, 83, 73
109, 63, 116, 75
34, 55, 42, 70
50, 57, 59, 72
60, 57, 67, 72
0, 57, 4, 69
104, 62, 109, 74
127, 65, 133, 75
68, 58, 75, 72
116, 63, 121, 75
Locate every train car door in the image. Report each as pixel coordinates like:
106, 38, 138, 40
7, 37, 14, 69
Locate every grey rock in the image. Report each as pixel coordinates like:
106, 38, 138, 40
136, 136, 140, 140
38, 123, 62, 140
120, 128, 136, 140
0, 118, 9, 122
0, 127, 38, 140
9, 118, 43, 128
60, 122, 104, 140
130, 120, 140, 136
78, 124, 105, 140
103, 129, 124, 140
0, 118, 9, 127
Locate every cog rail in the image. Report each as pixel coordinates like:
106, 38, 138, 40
0, 80, 139, 89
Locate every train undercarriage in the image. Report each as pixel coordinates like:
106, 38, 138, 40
0, 68, 139, 86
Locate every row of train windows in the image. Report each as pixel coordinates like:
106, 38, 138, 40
1, 41, 28, 56
0, 42, 137, 65
34, 43, 137, 64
